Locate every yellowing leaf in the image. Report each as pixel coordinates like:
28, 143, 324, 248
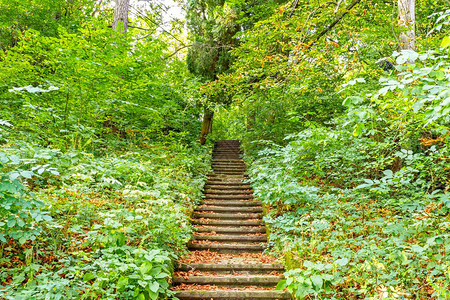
441, 36, 450, 48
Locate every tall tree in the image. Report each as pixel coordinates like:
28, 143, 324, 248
398, 0, 415, 50
112, 0, 130, 32
186, 0, 238, 144
187, 0, 281, 144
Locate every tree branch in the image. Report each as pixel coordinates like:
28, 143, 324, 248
164, 44, 193, 59
307, 0, 362, 47
289, 0, 300, 18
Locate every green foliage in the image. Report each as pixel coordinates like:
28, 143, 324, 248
246, 121, 449, 298
0, 0, 94, 50
0, 18, 201, 151
0, 150, 56, 245
231, 6, 450, 297
1, 143, 211, 299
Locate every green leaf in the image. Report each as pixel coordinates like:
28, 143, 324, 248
311, 275, 323, 289
20, 171, 33, 179
411, 245, 424, 253
83, 273, 96, 282
335, 257, 349, 266
275, 279, 286, 290
135, 293, 146, 300
155, 272, 169, 279
441, 36, 450, 48
117, 276, 128, 288
149, 281, 160, 293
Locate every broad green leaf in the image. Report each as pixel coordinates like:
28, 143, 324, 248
441, 36, 450, 48
311, 275, 323, 289
335, 257, 349, 266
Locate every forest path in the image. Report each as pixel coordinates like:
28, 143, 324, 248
172, 140, 290, 299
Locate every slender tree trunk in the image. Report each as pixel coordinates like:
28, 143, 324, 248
199, 109, 214, 145
112, 0, 130, 33
398, 0, 415, 50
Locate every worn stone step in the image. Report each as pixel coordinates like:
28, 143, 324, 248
178, 263, 284, 273
195, 226, 267, 234
192, 219, 264, 226
175, 290, 291, 299
212, 170, 246, 174
212, 168, 246, 172
213, 151, 243, 154
188, 242, 266, 252
197, 206, 262, 213
212, 166, 246, 169
207, 173, 247, 177
204, 185, 251, 190
213, 166, 246, 169
205, 181, 249, 186
212, 159, 243, 163
207, 177, 249, 182
203, 189, 253, 194
192, 212, 262, 219
173, 275, 283, 286
193, 234, 267, 242
201, 200, 260, 207
205, 194, 253, 200
212, 171, 246, 175
212, 162, 246, 166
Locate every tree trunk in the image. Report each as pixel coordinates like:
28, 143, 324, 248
112, 0, 130, 33
199, 109, 214, 145
398, 0, 415, 50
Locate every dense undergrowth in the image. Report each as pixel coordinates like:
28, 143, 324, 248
1, 142, 210, 299
238, 48, 450, 299
246, 126, 449, 298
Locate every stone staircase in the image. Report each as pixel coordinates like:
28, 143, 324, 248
172, 140, 290, 299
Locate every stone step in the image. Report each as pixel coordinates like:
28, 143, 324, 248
205, 182, 249, 186
188, 242, 266, 252
175, 290, 291, 299
205, 194, 253, 200
212, 162, 246, 166
192, 219, 264, 226
212, 170, 246, 174
201, 200, 261, 207
192, 212, 262, 219
172, 275, 283, 286
196, 206, 262, 213
178, 263, 284, 273
212, 171, 246, 175
204, 185, 251, 190
205, 191, 252, 195
212, 168, 246, 171
206, 178, 246, 181
207, 175, 248, 179
193, 234, 267, 242
203, 189, 253, 194
195, 226, 267, 234
212, 159, 243, 163
212, 165, 246, 169
213, 166, 246, 169
213, 151, 243, 153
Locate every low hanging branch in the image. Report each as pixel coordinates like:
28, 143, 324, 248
307, 0, 362, 47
